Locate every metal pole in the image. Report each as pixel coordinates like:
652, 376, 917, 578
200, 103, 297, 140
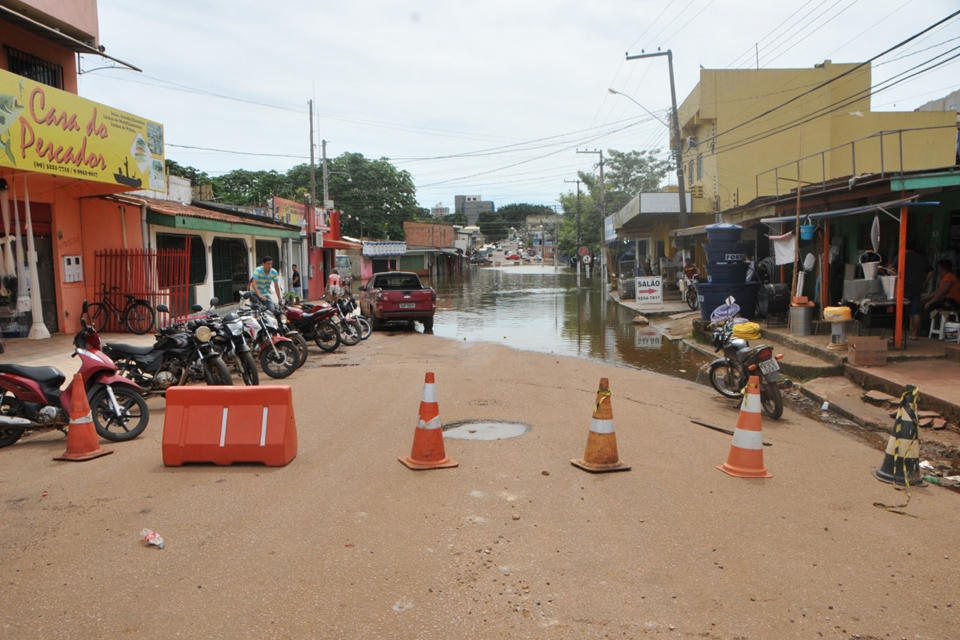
625, 50, 688, 228
322, 139, 329, 204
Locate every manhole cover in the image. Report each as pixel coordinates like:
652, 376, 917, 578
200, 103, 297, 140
443, 420, 529, 440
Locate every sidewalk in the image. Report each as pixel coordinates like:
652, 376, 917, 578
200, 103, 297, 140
0, 331, 156, 378
611, 287, 960, 460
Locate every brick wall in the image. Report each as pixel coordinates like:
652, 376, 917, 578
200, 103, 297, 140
404, 222, 454, 247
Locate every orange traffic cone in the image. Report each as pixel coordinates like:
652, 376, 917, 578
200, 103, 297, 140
399, 372, 458, 470
54, 374, 113, 462
571, 378, 630, 473
717, 375, 771, 478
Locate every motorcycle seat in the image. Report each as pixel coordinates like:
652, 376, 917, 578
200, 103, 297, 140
302, 308, 334, 321
105, 342, 155, 356
0, 364, 66, 386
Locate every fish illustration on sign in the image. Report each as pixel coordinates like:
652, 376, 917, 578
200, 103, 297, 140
0, 94, 25, 165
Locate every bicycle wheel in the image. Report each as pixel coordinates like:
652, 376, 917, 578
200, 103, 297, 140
124, 301, 155, 334
87, 302, 109, 331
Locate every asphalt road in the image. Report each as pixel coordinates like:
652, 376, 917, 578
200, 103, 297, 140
2, 331, 958, 639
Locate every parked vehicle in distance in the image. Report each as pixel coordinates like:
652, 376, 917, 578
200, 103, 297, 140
358, 272, 436, 332
336, 254, 353, 286
505, 254, 521, 261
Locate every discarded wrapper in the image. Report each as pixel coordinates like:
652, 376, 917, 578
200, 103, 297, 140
141, 528, 164, 549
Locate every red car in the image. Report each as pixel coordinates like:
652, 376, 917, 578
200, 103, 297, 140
505, 254, 521, 261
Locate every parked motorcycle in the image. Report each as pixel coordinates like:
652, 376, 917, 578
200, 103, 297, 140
212, 309, 260, 386
238, 293, 300, 379
0, 302, 150, 448
707, 312, 785, 419
283, 303, 342, 352
104, 303, 234, 396
298, 298, 362, 346
339, 292, 372, 340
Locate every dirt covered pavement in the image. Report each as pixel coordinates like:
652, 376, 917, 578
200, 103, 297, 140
1, 332, 959, 639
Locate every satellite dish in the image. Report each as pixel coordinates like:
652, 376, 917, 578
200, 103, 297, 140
870, 215, 880, 254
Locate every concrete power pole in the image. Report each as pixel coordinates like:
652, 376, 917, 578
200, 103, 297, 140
577, 148, 605, 279
564, 178, 582, 281
625, 49, 688, 229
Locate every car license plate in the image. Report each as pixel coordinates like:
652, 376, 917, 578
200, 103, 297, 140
399, 303, 416, 309
759, 359, 779, 375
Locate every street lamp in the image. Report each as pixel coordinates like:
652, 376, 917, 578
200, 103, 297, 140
607, 88, 669, 127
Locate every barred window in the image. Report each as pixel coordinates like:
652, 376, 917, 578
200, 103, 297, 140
5, 46, 63, 89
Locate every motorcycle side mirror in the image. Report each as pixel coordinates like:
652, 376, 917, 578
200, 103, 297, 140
191, 304, 203, 312
82, 300, 89, 314
209, 297, 219, 307
156, 304, 170, 313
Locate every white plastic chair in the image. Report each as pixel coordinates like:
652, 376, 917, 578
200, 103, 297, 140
928, 310, 959, 340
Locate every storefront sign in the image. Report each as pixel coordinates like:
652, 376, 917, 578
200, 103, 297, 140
0, 69, 165, 191
272, 196, 307, 232
634, 276, 663, 306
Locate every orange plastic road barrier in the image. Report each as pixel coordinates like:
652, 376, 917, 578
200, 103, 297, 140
163, 386, 297, 467
717, 376, 772, 478
571, 378, 630, 473
54, 373, 113, 462
399, 372, 457, 470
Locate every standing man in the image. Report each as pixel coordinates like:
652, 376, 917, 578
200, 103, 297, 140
249, 256, 282, 310
290, 264, 302, 301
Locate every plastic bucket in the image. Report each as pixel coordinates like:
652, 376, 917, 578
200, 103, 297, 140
861, 261, 880, 279
879, 275, 897, 300
705, 223, 743, 244
704, 241, 751, 264
945, 322, 959, 341
706, 261, 749, 285
697, 282, 760, 322
799, 224, 816, 240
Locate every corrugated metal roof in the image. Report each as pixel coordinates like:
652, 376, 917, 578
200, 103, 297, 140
141, 197, 299, 232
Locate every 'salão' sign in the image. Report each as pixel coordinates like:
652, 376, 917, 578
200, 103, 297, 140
0, 69, 165, 191
634, 276, 663, 306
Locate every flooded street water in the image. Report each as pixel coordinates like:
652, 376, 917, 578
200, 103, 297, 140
431, 265, 709, 382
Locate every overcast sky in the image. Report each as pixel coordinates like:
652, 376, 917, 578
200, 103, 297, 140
77, 1, 960, 212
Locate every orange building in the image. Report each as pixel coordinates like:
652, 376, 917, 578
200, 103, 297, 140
0, 0, 161, 337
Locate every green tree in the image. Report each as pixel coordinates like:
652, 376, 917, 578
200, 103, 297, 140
477, 210, 509, 241
165, 159, 212, 186
600, 149, 672, 214
497, 203, 555, 230
556, 186, 598, 259
211, 169, 285, 206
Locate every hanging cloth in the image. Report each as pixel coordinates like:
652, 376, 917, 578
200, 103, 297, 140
770, 231, 795, 266
0, 183, 15, 276
24, 179, 49, 338
12, 180, 30, 313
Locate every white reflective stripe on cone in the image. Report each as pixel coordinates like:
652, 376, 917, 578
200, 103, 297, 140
72, 414, 93, 424
219, 407, 229, 447
421, 384, 437, 403
590, 418, 615, 434
418, 415, 441, 430
732, 429, 764, 450
259, 407, 269, 447
742, 392, 761, 414
885, 437, 920, 457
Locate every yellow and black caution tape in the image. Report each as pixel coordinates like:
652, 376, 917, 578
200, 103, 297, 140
873, 385, 922, 518
594, 389, 611, 414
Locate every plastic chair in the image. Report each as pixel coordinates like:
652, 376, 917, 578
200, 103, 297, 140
927, 310, 959, 340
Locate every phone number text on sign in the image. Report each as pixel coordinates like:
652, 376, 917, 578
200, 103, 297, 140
634, 276, 663, 305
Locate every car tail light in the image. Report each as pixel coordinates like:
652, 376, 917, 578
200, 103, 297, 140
757, 347, 772, 360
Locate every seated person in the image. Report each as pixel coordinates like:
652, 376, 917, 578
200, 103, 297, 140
922, 259, 960, 313
682, 259, 700, 282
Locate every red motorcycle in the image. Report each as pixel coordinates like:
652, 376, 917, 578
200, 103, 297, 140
0, 302, 150, 448
283, 303, 342, 352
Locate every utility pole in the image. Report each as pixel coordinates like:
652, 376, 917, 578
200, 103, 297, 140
308, 100, 318, 294
625, 49, 688, 229
577, 148, 605, 279
565, 178, 582, 281
321, 139, 329, 205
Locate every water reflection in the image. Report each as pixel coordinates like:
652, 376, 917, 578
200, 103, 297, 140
431, 266, 709, 381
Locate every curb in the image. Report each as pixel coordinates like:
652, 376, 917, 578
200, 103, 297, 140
843, 364, 960, 425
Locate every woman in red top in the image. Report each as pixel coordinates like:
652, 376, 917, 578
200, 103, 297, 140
922, 260, 960, 312
327, 268, 342, 301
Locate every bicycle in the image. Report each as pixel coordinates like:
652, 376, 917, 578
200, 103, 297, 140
86, 284, 155, 334
679, 275, 700, 310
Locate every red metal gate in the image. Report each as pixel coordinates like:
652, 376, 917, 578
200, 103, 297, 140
93, 241, 191, 331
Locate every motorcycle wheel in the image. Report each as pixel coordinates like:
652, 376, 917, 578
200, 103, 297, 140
0, 425, 23, 448
239, 351, 260, 386
203, 356, 234, 386
89, 386, 149, 442
314, 321, 341, 352
357, 316, 372, 340
708, 361, 743, 399
760, 377, 784, 419
260, 342, 299, 379
290, 332, 309, 368
339, 320, 361, 346
124, 301, 155, 334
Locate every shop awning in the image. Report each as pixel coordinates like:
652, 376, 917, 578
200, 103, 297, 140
758, 196, 935, 226
669, 224, 710, 238
321, 238, 360, 250
0, 5, 141, 72
363, 241, 407, 257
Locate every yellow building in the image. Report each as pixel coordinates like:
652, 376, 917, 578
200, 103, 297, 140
677, 60, 957, 214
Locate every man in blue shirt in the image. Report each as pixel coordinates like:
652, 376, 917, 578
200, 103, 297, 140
249, 256, 282, 310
